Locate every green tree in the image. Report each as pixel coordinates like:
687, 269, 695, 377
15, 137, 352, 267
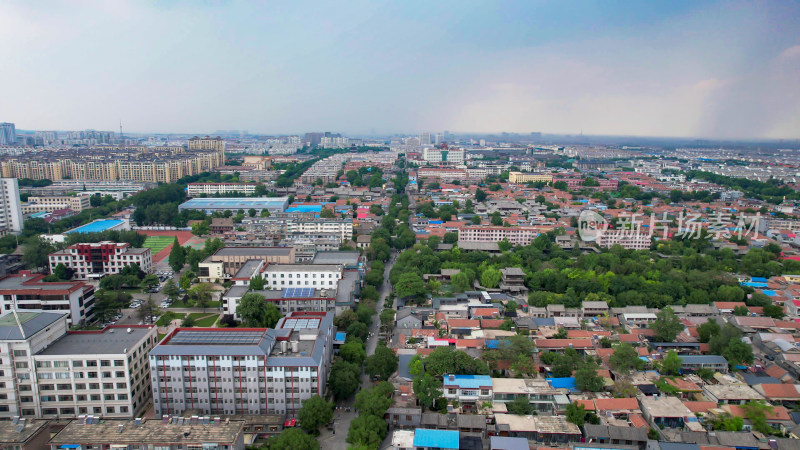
365, 345, 398, 380
236, 293, 283, 327
298, 395, 334, 433
422, 347, 489, 377
249, 275, 266, 290
575, 361, 604, 392
395, 272, 426, 300
168, 238, 185, 270
191, 221, 210, 236
320, 208, 335, 218
762, 304, 784, 319
566, 402, 589, 427
660, 350, 683, 376
23, 238, 55, 270
480, 266, 501, 288
179, 273, 192, 290
159, 279, 177, 303
741, 400, 774, 434
471, 215, 481, 225
52, 263, 72, 281
267, 428, 320, 450
141, 274, 160, 290
329, 360, 361, 400
650, 307, 684, 342
443, 232, 458, 244
609, 343, 643, 374
733, 305, 749, 316
346, 414, 387, 449
697, 319, 721, 343
339, 340, 367, 365
354, 382, 393, 417
451, 272, 472, 292
475, 188, 487, 202
506, 396, 533, 415
498, 239, 512, 252
413, 373, 442, 411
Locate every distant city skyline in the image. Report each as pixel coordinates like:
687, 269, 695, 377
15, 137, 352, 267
1, 1, 799, 139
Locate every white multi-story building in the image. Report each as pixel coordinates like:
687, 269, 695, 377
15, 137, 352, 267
0, 311, 157, 419
0, 178, 23, 233
22, 195, 92, 214
285, 219, 353, 242
422, 148, 464, 164
186, 183, 258, 197
457, 226, 540, 246
0, 272, 96, 325
263, 264, 343, 289
149, 311, 335, 418
48, 242, 152, 280
596, 230, 652, 250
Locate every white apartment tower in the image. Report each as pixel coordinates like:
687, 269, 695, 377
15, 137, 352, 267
0, 178, 23, 233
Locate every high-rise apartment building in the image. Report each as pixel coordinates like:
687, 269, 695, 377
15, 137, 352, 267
0, 123, 16, 146
419, 132, 433, 146
0, 178, 23, 233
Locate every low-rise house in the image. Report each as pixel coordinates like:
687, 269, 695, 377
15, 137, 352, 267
582, 301, 609, 317
639, 396, 693, 429
702, 383, 765, 405
48, 417, 246, 450
442, 374, 493, 412
752, 383, 800, 407
721, 404, 794, 434
582, 424, 648, 449
412, 429, 460, 450
385, 407, 422, 430
489, 436, 529, 450
679, 355, 729, 374
491, 378, 569, 414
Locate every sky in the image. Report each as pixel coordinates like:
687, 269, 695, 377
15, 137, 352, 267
1, 1, 799, 139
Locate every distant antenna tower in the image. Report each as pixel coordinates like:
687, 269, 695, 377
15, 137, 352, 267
119, 120, 124, 147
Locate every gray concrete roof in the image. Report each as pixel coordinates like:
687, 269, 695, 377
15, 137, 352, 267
0, 311, 66, 341
312, 251, 360, 265
39, 326, 153, 355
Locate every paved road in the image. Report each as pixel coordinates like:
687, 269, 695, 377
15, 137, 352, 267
318, 252, 396, 449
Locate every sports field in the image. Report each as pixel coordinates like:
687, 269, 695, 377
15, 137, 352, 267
143, 236, 175, 254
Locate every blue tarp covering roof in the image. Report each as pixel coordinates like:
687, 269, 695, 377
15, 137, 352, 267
762, 290, 777, 296
443, 374, 492, 389
335, 332, 346, 341
751, 277, 768, 283
486, 340, 499, 349
413, 429, 460, 449
741, 282, 768, 288
546, 377, 576, 391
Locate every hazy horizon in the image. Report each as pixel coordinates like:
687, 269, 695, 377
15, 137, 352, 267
2, 1, 799, 140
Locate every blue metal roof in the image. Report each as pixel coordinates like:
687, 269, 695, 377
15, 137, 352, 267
741, 282, 768, 287
762, 290, 777, 296
67, 219, 124, 234
413, 429, 459, 449
546, 377, 576, 391
751, 277, 768, 283
442, 374, 491, 389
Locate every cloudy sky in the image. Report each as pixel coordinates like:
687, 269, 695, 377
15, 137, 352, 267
1, 1, 799, 139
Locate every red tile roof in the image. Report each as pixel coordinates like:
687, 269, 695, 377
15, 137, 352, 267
757, 383, 800, 399
683, 401, 718, 414
594, 398, 640, 412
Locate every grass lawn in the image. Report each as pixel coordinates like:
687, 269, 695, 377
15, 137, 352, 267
170, 299, 222, 309
157, 333, 166, 341
189, 313, 219, 327
143, 235, 175, 253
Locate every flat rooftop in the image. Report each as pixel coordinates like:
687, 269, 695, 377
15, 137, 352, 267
311, 251, 360, 265
49, 419, 244, 445
39, 326, 153, 355
179, 197, 288, 210
264, 264, 342, 272
0, 311, 66, 341
213, 247, 292, 257
0, 419, 48, 444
